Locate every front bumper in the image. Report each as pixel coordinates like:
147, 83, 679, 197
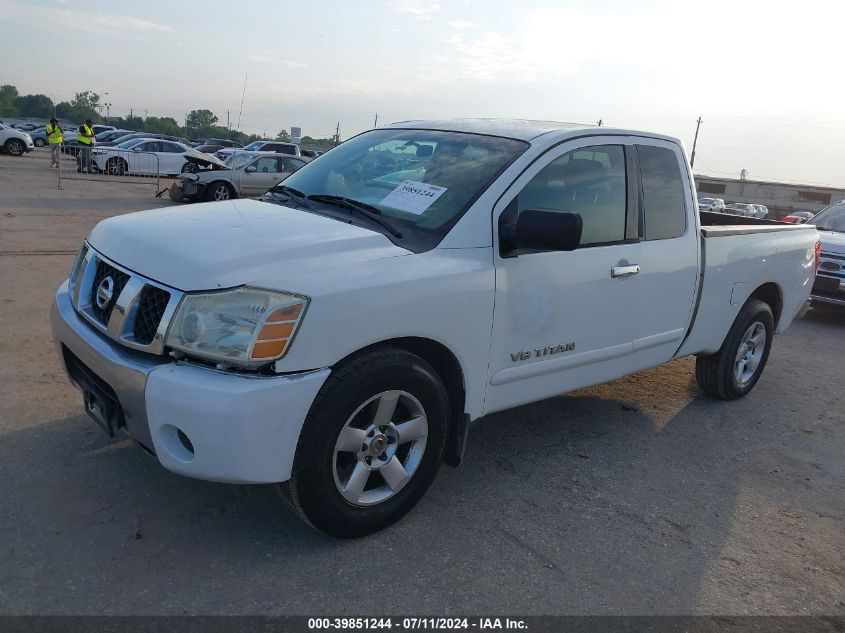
811, 274, 845, 307
51, 281, 330, 483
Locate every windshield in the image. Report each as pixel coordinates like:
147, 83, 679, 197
115, 138, 143, 149
812, 201, 845, 232
275, 128, 528, 246
242, 141, 264, 151
225, 153, 255, 169
698, 198, 714, 204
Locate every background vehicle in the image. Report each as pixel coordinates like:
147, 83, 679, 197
216, 140, 300, 160
810, 200, 845, 306
300, 149, 323, 158
751, 204, 769, 219
0, 123, 35, 156
724, 202, 758, 216
697, 197, 725, 213
175, 152, 307, 201
783, 211, 815, 224
192, 137, 242, 149
51, 120, 819, 538
85, 138, 212, 176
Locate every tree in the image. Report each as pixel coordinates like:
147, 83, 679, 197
16, 94, 54, 118
0, 84, 19, 117
71, 90, 100, 110
186, 109, 218, 130
145, 116, 182, 136
275, 129, 290, 142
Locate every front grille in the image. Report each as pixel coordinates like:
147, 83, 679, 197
90, 260, 130, 324
133, 285, 171, 344
74, 246, 182, 355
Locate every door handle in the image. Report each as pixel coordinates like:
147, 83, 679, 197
611, 265, 640, 278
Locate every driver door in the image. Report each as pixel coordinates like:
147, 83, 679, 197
485, 137, 642, 414
241, 156, 283, 196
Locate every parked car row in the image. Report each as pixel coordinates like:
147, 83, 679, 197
697, 197, 769, 219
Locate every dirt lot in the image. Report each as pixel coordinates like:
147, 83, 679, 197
0, 149, 843, 615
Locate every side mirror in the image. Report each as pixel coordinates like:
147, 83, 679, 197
500, 209, 582, 257
245, 165, 257, 173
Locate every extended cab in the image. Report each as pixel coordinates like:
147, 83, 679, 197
51, 120, 820, 537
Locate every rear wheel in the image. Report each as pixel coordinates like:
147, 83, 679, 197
695, 299, 774, 400
206, 181, 233, 201
5, 139, 25, 156
34, 138, 47, 147
280, 348, 449, 538
106, 157, 127, 175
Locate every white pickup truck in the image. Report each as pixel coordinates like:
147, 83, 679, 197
51, 119, 820, 537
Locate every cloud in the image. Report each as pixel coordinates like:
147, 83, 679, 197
248, 52, 306, 68
0, 0, 172, 35
389, 0, 442, 19
448, 20, 473, 28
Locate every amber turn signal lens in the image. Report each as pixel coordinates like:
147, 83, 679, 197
267, 304, 302, 322
257, 322, 294, 340
251, 339, 288, 360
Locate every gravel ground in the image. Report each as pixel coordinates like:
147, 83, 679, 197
0, 150, 842, 615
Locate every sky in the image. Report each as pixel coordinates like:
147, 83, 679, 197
3, 0, 845, 186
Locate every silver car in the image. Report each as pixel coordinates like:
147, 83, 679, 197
172, 151, 308, 202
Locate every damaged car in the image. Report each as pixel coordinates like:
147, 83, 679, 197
170, 151, 307, 202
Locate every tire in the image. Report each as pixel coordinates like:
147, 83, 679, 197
205, 181, 234, 201
106, 157, 126, 176
695, 299, 774, 400
5, 139, 25, 156
280, 347, 449, 538
34, 138, 46, 147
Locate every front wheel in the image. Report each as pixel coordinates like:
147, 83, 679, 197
280, 348, 449, 538
695, 299, 774, 400
34, 138, 47, 147
5, 139, 26, 156
206, 181, 233, 201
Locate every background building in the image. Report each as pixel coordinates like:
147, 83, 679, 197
694, 175, 845, 220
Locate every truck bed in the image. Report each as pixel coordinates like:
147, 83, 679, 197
675, 217, 818, 358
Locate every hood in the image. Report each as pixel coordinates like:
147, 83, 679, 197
86, 199, 411, 291
818, 229, 845, 255
183, 150, 229, 170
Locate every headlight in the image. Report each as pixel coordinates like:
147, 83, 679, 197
165, 287, 308, 367
68, 243, 89, 299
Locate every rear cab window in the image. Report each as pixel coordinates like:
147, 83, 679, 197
636, 144, 688, 240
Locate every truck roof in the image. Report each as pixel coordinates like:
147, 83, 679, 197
382, 118, 682, 146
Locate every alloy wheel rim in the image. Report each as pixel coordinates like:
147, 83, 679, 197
332, 390, 428, 507
9, 141, 23, 155
734, 321, 766, 387
214, 185, 229, 200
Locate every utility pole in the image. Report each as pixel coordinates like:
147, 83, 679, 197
334, 121, 340, 146
690, 115, 702, 169
374, 113, 378, 128
597, 118, 603, 127
144, 108, 148, 132
227, 110, 230, 139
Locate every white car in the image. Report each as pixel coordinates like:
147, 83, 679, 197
51, 119, 819, 537
724, 202, 758, 217
174, 152, 308, 201
697, 197, 725, 213
0, 123, 35, 156
88, 138, 213, 176
215, 140, 301, 161
751, 204, 769, 219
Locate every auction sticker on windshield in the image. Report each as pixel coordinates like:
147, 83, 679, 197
381, 180, 447, 215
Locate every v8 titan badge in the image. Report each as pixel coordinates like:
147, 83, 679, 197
381, 180, 447, 215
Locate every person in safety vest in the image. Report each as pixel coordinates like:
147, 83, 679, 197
46, 118, 63, 168
77, 118, 96, 174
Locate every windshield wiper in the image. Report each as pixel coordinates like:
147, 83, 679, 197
264, 185, 312, 209
307, 194, 403, 238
